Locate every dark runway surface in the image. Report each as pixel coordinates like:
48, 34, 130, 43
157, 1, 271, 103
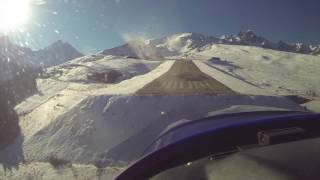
137, 60, 236, 95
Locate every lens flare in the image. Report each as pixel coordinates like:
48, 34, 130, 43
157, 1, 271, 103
0, 0, 31, 32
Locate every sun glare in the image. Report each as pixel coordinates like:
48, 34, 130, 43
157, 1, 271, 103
0, 0, 31, 32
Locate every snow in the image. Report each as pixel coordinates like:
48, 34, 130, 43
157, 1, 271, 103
1, 32, 320, 179
193, 61, 270, 95
16, 59, 173, 140
104, 32, 320, 59
15, 57, 170, 117
8, 54, 306, 167
105, 34, 320, 97
15, 61, 173, 162
190, 44, 320, 97
48, 56, 162, 83
154, 33, 195, 52
0, 162, 123, 180
21, 95, 304, 164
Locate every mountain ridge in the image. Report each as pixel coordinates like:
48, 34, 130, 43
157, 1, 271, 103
102, 30, 320, 58
35, 40, 83, 66
1, 37, 83, 83
0, 37, 83, 67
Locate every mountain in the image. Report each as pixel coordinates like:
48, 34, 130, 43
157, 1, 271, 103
102, 31, 320, 58
34, 40, 83, 66
102, 33, 221, 59
0, 37, 83, 81
0, 37, 83, 146
0, 37, 83, 68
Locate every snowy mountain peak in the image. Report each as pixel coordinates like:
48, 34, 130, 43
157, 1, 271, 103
150, 32, 218, 51
46, 40, 72, 50
101, 31, 320, 58
43, 40, 81, 55
166, 32, 209, 41
238, 30, 263, 43
238, 30, 257, 38
0, 37, 83, 71
34, 40, 83, 66
46, 40, 65, 48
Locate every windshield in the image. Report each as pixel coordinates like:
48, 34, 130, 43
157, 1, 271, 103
0, 0, 320, 179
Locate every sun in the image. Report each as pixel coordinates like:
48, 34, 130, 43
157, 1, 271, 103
0, 0, 31, 32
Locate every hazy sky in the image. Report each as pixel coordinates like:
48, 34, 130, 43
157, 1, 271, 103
3, 0, 320, 53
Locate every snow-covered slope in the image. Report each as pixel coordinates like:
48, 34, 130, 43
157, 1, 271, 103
13, 51, 314, 164
0, 37, 82, 153
193, 44, 320, 97
1, 32, 320, 179
45, 55, 161, 84
20, 95, 303, 163
102, 32, 320, 96
103, 32, 320, 97
0, 161, 123, 180
10, 58, 172, 164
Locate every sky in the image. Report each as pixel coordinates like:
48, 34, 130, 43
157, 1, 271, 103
2, 0, 320, 54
